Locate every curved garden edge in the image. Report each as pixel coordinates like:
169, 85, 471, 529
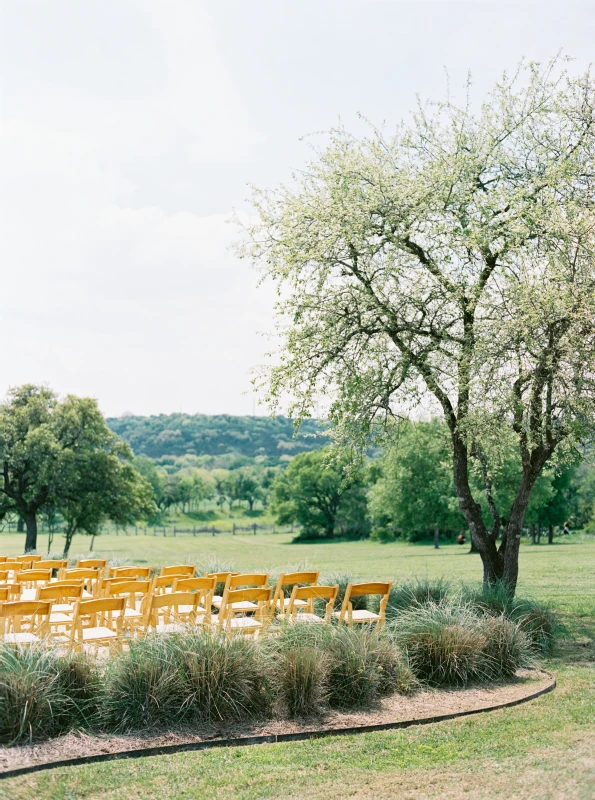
0, 668, 555, 781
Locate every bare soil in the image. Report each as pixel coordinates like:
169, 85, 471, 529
0, 668, 552, 774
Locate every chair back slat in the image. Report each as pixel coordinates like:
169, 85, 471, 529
160, 565, 195, 577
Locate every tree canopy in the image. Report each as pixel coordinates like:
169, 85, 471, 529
0, 385, 155, 553
242, 58, 595, 594
270, 448, 369, 540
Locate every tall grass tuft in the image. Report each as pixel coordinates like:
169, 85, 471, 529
462, 582, 560, 654
386, 577, 451, 618
0, 643, 101, 743
391, 601, 532, 686
102, 635, 186, 732
262, 623, 331, 718
173, 629, 271, 723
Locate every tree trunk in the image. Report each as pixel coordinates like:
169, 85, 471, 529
500, 470, 539, 596
17, 516, 24, 533
24, 511, 38, 552
433, 527, 439, 549
450, 433, 503, 586
548, 525, 554, 544
530, 524, 537, 545
62, 529, 75, 557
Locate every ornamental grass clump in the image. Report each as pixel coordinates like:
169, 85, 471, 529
386, 578, 451, 619
462, 582, 560, 654
325, 626, 402, 709
263, 623, 332, 718
173, 629, 271, 723
102, 635, 186, 732
0, 643, 100, 743
391, 601, 532, 687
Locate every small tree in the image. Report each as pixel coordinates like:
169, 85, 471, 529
270, 448, 369, 540
242, 59, 595, 594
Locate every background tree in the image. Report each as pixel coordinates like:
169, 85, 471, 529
270, 448, 369, 540
370, 420, 464, 544
243, 59, 595, 595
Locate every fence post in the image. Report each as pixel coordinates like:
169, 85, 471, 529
163, 527, 166, 537
253, 523, 257, 536
174, 526, 177, 537
212, 526, 215, 537
193, 525, 196, 537
233, 524, 236, 536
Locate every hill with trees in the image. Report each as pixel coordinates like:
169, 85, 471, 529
106, 413, 326, 462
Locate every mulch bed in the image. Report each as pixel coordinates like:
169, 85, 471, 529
0, 668, 553, 775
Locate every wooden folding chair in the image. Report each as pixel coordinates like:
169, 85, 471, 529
105, 580, 151, 631
0, 556, 7, 563
144, 591, 208, 633
108, 566, 151, 580
171, 576, 215, 620
285, 584, 339, 624
334, 582, 393, 630
216, 573, 269, 613
151, 574, 188, 595
217, 587, 273, 637
77, 559, 107, 571
4, 559, 29, 575
16, 554, 42, 564
160, 564, 195, 577
205, 572, 240, 608
70, 597, 125, 652
59, 568, 101, 597
15, 569, 52, 598
36, 584, 84, 642
0, 570, 10, 585
272, 571, 320, 612
36, 559, 68, 572
0, 600, 51, 644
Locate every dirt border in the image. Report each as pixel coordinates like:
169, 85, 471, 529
0, 669, 555, 781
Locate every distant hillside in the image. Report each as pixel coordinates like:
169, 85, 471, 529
107, 413, 326, 459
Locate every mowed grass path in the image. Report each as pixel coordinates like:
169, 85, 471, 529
1, 534, 594, 799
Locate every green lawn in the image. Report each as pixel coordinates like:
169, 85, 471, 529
1, 534, 594, 799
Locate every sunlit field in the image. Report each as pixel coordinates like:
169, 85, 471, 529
2, 532, 594, 616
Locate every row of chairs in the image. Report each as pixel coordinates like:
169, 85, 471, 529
0, 558, 392, 651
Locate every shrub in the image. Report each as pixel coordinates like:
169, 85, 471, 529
386, 578, 451, 618
391, 601, 533, 687
325, 627, 394, 708
0, 644, 100, 743
480, 616, 533, 679
173, 629, 271, 723
373, 634, 418, 697
102, 635, 186, 732
462, 583, 559, 654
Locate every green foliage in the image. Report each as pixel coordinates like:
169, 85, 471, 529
370, 421, 464, 541
462, 583, 560, 654
391, 602, 533, 686
108, 413, 325, 461
0, 644, 100, 743
386, 578, 451, 618
271, 448, 370, 540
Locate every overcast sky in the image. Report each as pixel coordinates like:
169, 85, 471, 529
1, 1, 593, 418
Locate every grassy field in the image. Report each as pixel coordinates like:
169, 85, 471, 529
1, 534, 594, 799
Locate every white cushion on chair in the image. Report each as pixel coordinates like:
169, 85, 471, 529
82, 627, 117, 641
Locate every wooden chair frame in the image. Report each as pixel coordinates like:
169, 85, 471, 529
70, 597, 125, 652
272, 571, 320, 612
0, 600, 51, 643
160, 564, 195, 577
217, 587, 273, 637
145, 591, 208, 631
335, 582, 393, 630
286, 584, 339, 623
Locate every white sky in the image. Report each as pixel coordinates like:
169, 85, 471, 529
1, 1, 593, 418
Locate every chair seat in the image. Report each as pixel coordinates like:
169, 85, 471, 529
333, 610, 380, 621
3, 632, 40, 643
49, 612, 73, 624
113, 608, 142, 620
278, 597, 309, 608
81, 627, 117, 641
21, 589, 36, 601
228, 617, 263, 629
155, 623, 187, 634
290, 613, 325, 623
51, 603, 74, 613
